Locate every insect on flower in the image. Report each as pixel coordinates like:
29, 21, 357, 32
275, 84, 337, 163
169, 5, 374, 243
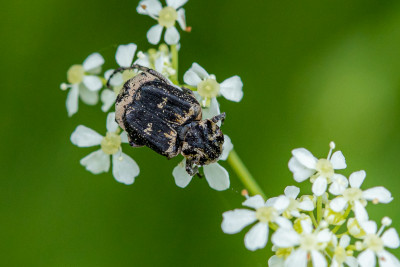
108, 64, 226, 176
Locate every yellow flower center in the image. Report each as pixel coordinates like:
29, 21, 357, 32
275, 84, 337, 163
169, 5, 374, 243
334, 246, 347, 264
343, 188, 363, 202
198, 78, 220, 98
158, 6, 177, 28
67, 64, 84, 84
364, 234, 384, 252
101, 132, 121, 155
316, 159, 334, 178
300, 233, 318, 251
255, 206, 278, 223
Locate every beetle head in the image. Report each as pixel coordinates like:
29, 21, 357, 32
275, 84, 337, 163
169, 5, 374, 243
181, 118, 224, 166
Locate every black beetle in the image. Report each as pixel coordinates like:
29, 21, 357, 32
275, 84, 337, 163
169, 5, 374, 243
107, 64, 225, 176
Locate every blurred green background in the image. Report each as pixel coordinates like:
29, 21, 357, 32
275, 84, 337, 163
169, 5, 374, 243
1, 0, 400, 265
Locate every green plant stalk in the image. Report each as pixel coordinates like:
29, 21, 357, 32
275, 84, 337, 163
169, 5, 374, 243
227, 150, 266, 199
317, 196, 323, 223
170, 44, 179, 84
332, 205, 352, 234
309, 211, 318, 228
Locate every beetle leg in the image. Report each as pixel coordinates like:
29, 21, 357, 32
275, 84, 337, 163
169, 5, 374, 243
129, 141, 144, 148
210, 112, 226, 125
130, 64, 172, 85
185, 158, 198, 176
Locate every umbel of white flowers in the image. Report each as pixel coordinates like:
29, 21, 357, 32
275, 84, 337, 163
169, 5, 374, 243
221, 142, 399, 267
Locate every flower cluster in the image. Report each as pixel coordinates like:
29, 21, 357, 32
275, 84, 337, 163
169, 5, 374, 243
60, 0, 243, 190
221, 142, 399, 266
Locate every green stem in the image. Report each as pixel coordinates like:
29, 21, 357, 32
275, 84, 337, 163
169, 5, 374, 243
227, 150, 266, 199
170, 44, 178, 84
317, 196, 323, 223
332, 205, 352, 234
309, 211, 318, 228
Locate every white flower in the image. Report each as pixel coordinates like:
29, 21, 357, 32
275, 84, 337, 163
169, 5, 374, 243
271, 220, 332, 267
358, 220, 400, 267
183, 62, 243, 106
281, 186, 314, 218
61, 52, 105, 116
331, 235, 358, 267
288, 142, 346, 196
172, 134, 232, 191
268, 255, 285, 267
137, 0, 188, 45
329, 170, 393, 223
222, 195, 291, 251
102, 43, 139, 112
70, 112, 139, 184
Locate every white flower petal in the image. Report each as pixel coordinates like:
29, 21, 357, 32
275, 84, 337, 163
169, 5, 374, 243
80, 149, 110, 174
378, 250, 400, 267
311, 250, 327, 267
71, 125, 103, 147
288, 157, 315, 182
176, 8, 186, 30
115, 43, 137, 68
268, 256, 285, 267
361, 221, 377, 235
317, 229, 332, 243
312, 176, 327, 196
339, 234, 351, 248
330, 151, 346, 169
349, 170, 366, 189
271, 228, 300, 247
112, 152, 139, 185
242, 195, 265, 209
301, 219, 313, 234
189, 62, 209, 80
273, 195, 290, 212
363, 187, 393, 204
101, 89, 116, 112
381, 228, 400, 249
204, 163, 230, 191
330, 197, 347, 212
358, 249, 376, 267
202, 97, 220, 124
120, 131, 129, 143
183, 70, 202, 87
106, 70, 123, 87
83, 75, 103, 91
83, 52, 104, 71
329, 174, 348, 195
219, 76, 243, 102
172, 161, 193, 188
137, 0, 162, 16
354, 200, 369, 223
79, 84, 99, 105
106, 112, 118, 133
284, 186, 300, 199
244, 222, 268, 251
285, 249, 307, 267
66, 84, 79, 117
221, 209, 256, 234
275, 216, 293, 229
164, 26, 180, 45
298, 198, 314, 211
291, 148, 318, 169
345, 256, 359, 267
220, 134, 233, 161
147, 24, 163, 45
166, 0, 188, 9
